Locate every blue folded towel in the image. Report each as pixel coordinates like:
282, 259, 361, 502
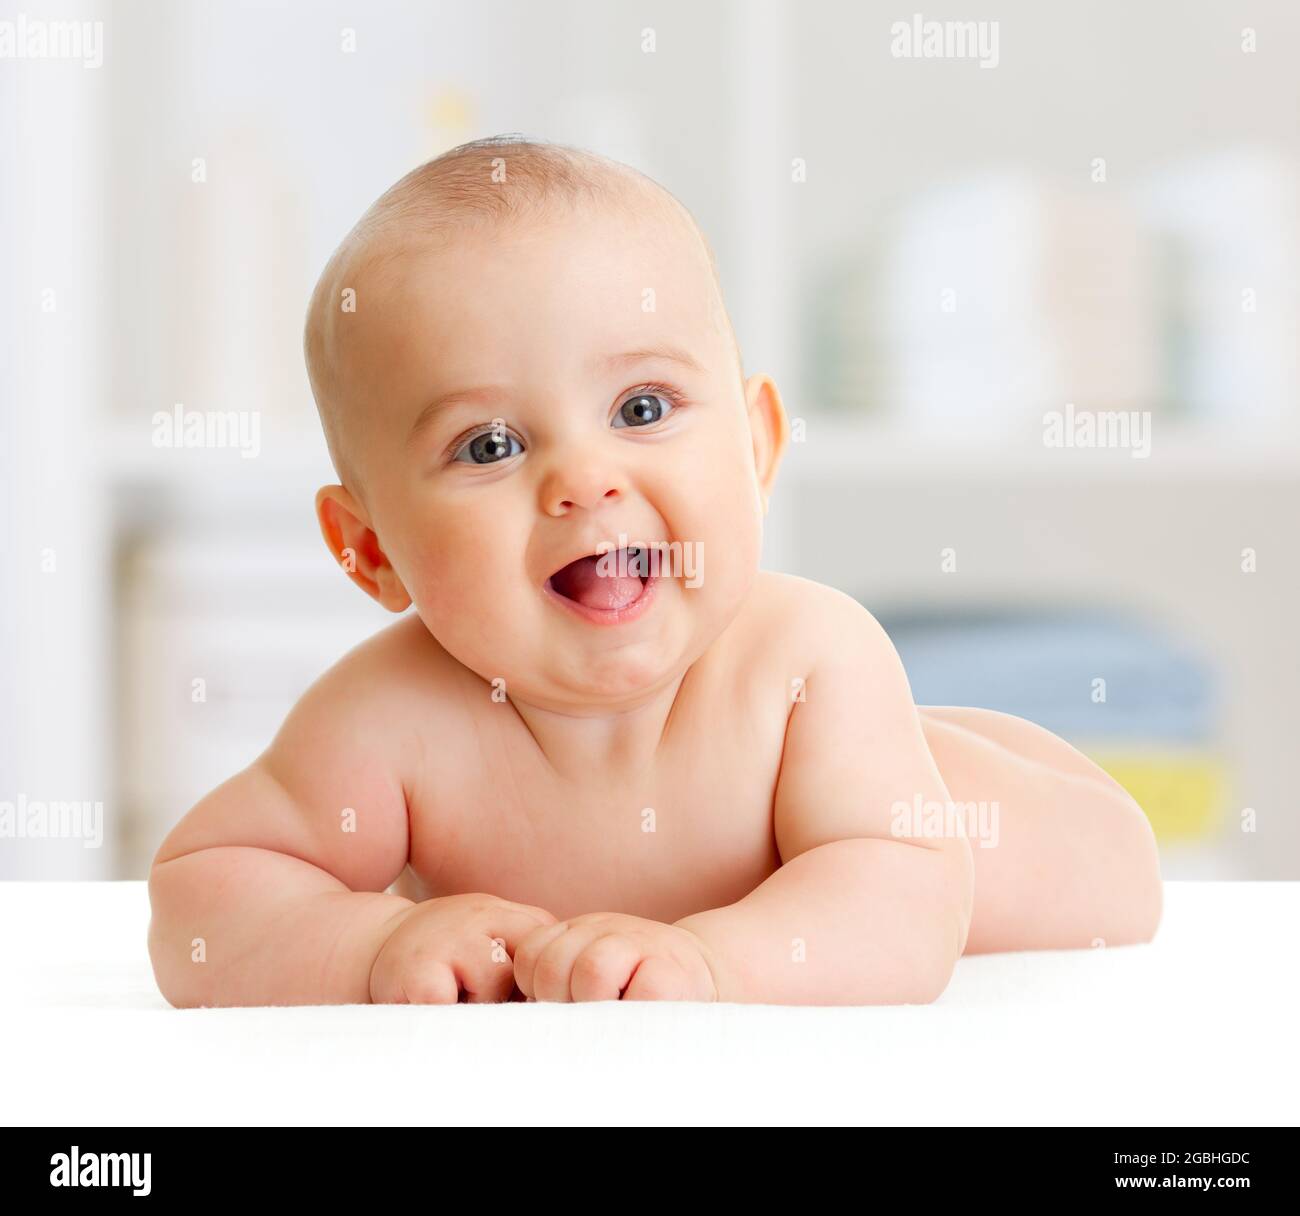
870, 607, 1217, 745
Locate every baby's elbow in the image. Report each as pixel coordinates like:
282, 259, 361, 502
904, 894, 967, 1005
147, 861, 209, 1009
944, 836, 976, 957
147, 929, 202, 1009
908, 949, 959, 1005
897, 842, 970, 1003
152, 966, 203, 1010
1105, 789, 1164, 946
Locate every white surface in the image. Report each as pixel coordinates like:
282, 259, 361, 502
1, 881, 1295, 1126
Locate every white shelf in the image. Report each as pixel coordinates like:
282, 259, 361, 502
780, 418, 1300, 482
98, 421, 334, 527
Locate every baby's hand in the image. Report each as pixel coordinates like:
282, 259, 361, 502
369, 893, 556, 1004
513, 913, 720, 1002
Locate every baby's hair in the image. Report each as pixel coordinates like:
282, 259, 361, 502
304, 134, 733, 492
352, 133, 641, 236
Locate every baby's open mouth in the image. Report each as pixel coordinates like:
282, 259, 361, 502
546, 547, 653, 613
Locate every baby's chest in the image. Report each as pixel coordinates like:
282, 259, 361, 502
407, 737, 786, 923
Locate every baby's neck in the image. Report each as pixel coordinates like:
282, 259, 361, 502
507, 672, 688, 781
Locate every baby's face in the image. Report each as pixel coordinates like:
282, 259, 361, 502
332, 203, 774, 710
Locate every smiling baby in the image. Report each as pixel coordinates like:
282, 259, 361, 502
147, 136, 1162, 1007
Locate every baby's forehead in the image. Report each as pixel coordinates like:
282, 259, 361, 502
348, 195, 726, 354
362, 180, 706, 286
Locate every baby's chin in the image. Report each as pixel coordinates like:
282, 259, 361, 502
458, 633, 694, 713
416, 609, 693, 712
413, 559, 754, 710
543, 642, 691, 707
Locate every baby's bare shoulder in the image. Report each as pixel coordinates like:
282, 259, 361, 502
271, 614, 479, 767
304, 613, 455, 700
733, 571, 891, 671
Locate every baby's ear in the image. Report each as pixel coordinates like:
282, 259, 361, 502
744, 374, 790, 512
315, 485, 412, 612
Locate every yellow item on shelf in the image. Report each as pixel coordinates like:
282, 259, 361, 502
1083, 748, 1226, 843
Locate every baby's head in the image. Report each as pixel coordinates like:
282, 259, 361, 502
305, 136, 788, 711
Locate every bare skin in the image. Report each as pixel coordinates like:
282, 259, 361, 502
148, 182, 1162, 1008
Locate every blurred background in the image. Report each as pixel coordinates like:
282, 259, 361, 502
2, 0, 1297, 881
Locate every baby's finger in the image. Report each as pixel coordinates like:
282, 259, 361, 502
454, 934, 520, 1004
570, 934, 642, 1002
528, 923, 608, 1002
512, 921, 571, 999
388, 959, 460, 1005
622, 955, 688, 1002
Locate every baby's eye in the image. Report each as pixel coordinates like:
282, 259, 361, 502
612, 393, 674, 429
453, 428, 523, 464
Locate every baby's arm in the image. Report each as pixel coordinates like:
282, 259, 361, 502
148, 759, 410, 1007
675, 595, 974, 1004
147, 644, 551, 1006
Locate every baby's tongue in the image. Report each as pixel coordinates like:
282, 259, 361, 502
552, 554, 644, 611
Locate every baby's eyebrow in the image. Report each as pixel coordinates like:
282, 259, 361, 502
597, 345, 703, 374
407, 385, 508, 445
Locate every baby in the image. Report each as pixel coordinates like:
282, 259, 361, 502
147, 136, 1162, 1007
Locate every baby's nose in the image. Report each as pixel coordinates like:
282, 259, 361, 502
541, 459, 625, 515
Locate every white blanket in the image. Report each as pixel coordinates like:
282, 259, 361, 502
1, 881, 1294, 1125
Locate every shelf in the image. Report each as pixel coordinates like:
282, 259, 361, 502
780, 418, 1300, 483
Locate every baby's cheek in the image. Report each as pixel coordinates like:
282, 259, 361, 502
413, 540, 529, 640
391, 532, 470, 624
410, 570, 525, 683
698, 450, 764, 552
674, 505, 759, 624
